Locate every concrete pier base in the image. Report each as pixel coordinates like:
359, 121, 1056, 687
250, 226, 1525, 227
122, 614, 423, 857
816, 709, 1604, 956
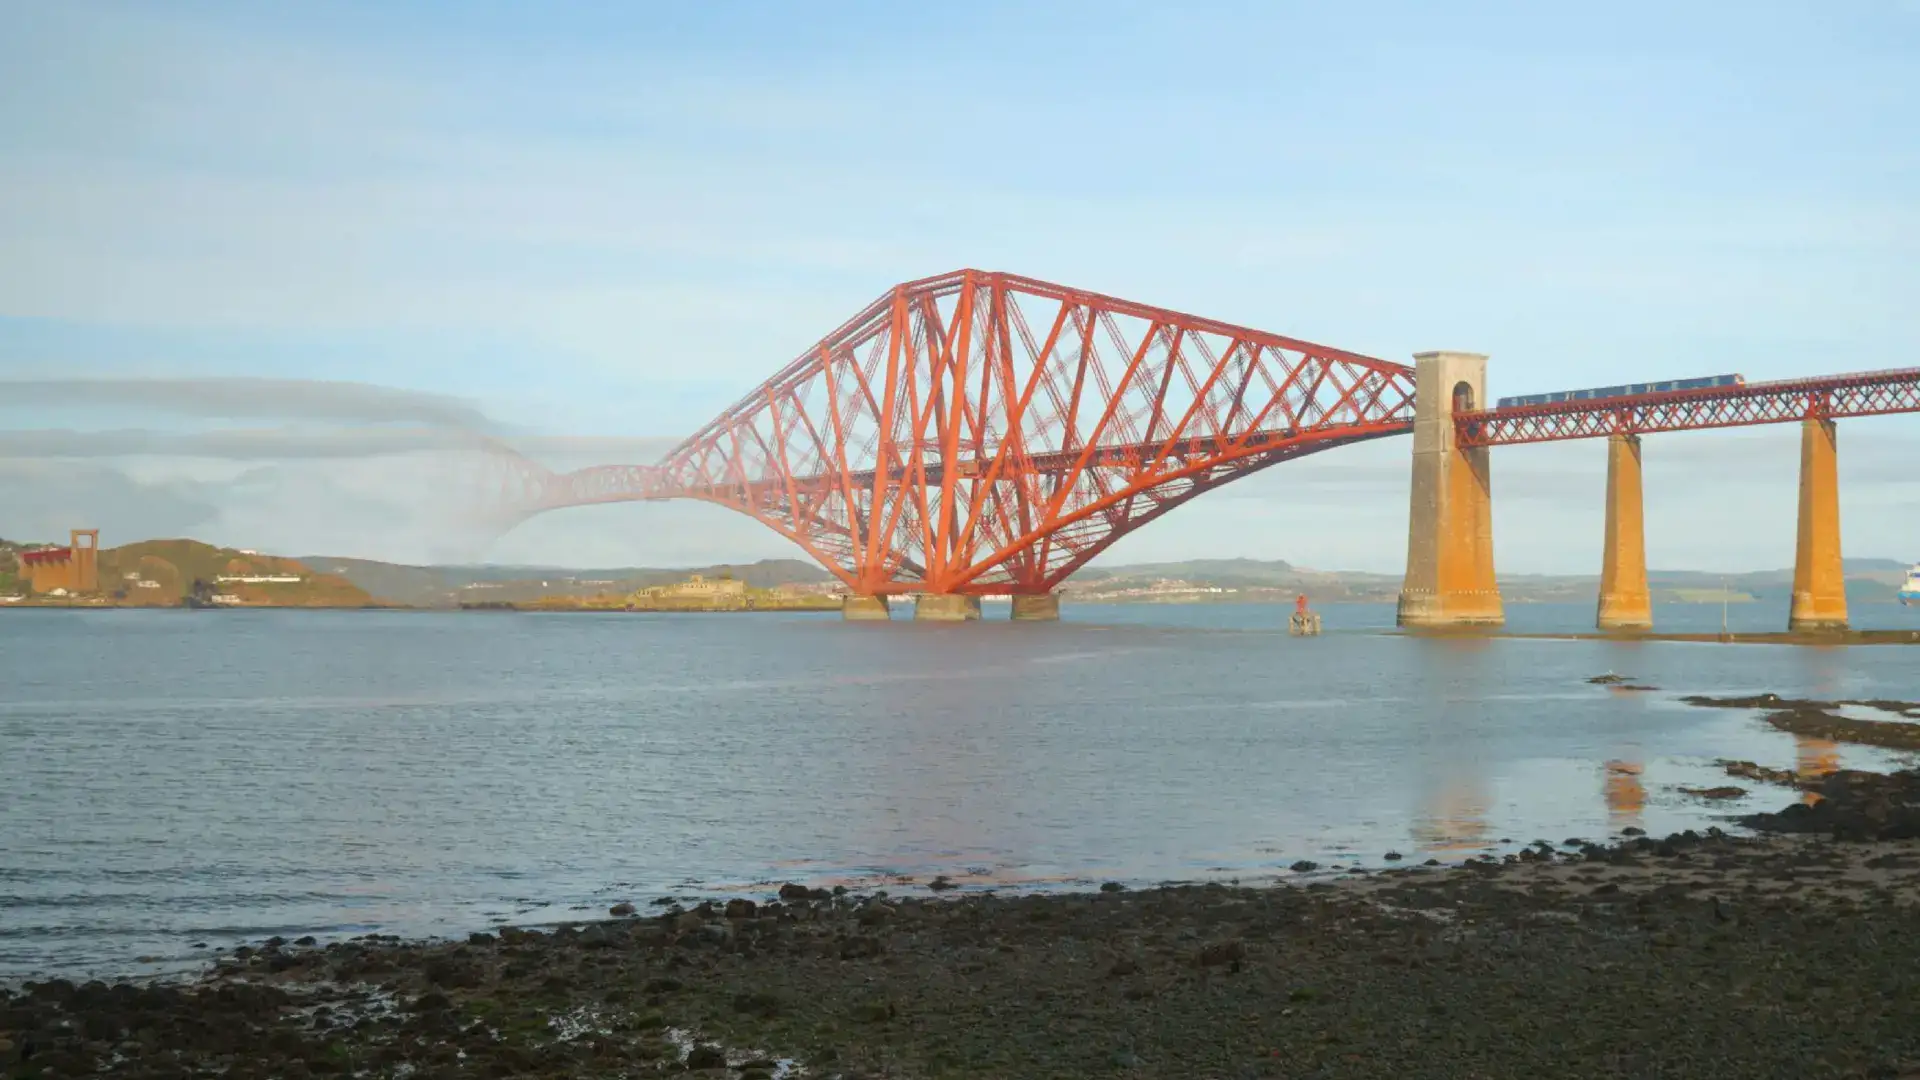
1788, 417, 1848, 632
913, 593, 982, 622
840, 594, 892, 621
1596, 433, 1653, 631
1009, 593, 1061, 621
1396, 351, 1504, 628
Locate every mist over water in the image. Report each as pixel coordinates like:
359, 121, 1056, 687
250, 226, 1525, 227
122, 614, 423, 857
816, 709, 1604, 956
2, 600, 1916, 980
0, 377, 499, 429
0, 374, 700, 566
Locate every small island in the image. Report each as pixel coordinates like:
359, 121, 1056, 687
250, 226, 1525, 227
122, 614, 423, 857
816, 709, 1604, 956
511, 572, 841, 613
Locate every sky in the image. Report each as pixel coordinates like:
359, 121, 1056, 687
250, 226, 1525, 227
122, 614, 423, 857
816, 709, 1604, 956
1, 0, 1916, 572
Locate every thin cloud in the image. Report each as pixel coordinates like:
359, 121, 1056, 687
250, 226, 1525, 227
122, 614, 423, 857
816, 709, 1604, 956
0, 460, 222, 542
0, 457, 509, 563
0, 377, 497, 429
0, 426, 684, 467
0, 426, 481, 459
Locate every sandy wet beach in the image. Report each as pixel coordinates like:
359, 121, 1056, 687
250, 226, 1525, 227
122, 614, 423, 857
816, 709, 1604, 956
5, 765, 1920, 1080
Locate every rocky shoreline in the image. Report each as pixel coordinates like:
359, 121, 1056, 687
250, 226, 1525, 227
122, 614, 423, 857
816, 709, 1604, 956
6, 705, 1920, 1078
6, 773, 1919, 1078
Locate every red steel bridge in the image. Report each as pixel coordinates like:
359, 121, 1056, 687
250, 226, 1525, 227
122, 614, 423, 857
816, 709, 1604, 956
481, 269, 1920, 625
1457, 368, 1920, 447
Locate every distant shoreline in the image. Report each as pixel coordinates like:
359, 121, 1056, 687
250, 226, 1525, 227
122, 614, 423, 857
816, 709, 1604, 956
0, 596, 847, 613
4, 597, 1917, 622
1496, 628, 1920, 646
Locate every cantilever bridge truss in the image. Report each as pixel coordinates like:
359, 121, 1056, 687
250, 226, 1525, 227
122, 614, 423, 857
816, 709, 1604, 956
494, 270, 1417, 596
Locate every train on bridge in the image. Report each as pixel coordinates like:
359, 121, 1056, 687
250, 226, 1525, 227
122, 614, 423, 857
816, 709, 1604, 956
1495, 374, 1744, 410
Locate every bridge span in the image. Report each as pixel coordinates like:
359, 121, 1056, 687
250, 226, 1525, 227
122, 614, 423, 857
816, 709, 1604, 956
494, 269, 1920, 630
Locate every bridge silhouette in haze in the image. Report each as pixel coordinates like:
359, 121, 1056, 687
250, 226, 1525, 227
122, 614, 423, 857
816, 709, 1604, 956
479, 270, 1920, 629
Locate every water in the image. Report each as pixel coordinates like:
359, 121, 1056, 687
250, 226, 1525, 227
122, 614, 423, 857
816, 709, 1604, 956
3, 601, 1916, 980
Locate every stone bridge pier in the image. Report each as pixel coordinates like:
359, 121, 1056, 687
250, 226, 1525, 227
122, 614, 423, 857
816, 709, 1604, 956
839, 592, 1063, 621
1396, 351, 1503, 629
1596, 433, 1652, 631
1788, 417, 1848, 632
1586, 416, 1848, 633
1395, 350, 1855, 634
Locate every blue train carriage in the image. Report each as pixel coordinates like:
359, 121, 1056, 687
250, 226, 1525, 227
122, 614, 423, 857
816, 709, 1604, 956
1495, 374, 1743, 410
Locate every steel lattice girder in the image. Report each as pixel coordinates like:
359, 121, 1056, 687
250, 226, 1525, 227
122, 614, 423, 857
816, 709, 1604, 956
525, 269, 1417, 594
1456, 368, 1920, 447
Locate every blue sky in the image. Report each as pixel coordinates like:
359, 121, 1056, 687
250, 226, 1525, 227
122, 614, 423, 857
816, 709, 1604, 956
1, 1, 1916, 571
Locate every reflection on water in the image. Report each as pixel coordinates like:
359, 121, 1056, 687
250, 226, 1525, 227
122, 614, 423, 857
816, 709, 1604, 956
1796, 734, 1841, 805
1784, 642, 1861, 806
2, 603, 1917, 978
1602, 760, 1646, 833
1411, 775, 1491, 855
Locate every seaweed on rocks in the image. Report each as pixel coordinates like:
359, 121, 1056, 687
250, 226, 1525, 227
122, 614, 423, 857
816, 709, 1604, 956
1721, 759, 1806, 788
1683, 693, 1920, 751
1676, 785, 1747, 800
1738, 768, 1920, 841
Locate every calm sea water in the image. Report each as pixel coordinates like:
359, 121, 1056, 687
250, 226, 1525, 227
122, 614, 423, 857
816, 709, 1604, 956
3, 600, 1916, 980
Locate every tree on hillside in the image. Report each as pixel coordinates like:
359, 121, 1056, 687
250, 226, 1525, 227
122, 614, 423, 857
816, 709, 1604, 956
185, 578, 216, 608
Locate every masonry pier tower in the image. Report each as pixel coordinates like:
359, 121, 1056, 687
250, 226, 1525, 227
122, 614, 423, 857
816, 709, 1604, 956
1595, 433, 1653, 631
1788, 417, 1848, 632
1396, 352, 1503, 629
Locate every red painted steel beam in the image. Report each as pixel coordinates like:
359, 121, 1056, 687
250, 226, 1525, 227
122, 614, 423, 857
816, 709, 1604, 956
1457, 368, 1920, 447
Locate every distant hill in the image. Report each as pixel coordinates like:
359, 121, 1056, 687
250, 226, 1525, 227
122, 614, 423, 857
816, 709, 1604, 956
1079, 557, 1304, 586
301, 556, 834, 608
299, 551, 1914, 607
97, 540, 373, 607
1073, 556, 1913, 604
1841, 557, 1912, 573
14, 537, 1905, 608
